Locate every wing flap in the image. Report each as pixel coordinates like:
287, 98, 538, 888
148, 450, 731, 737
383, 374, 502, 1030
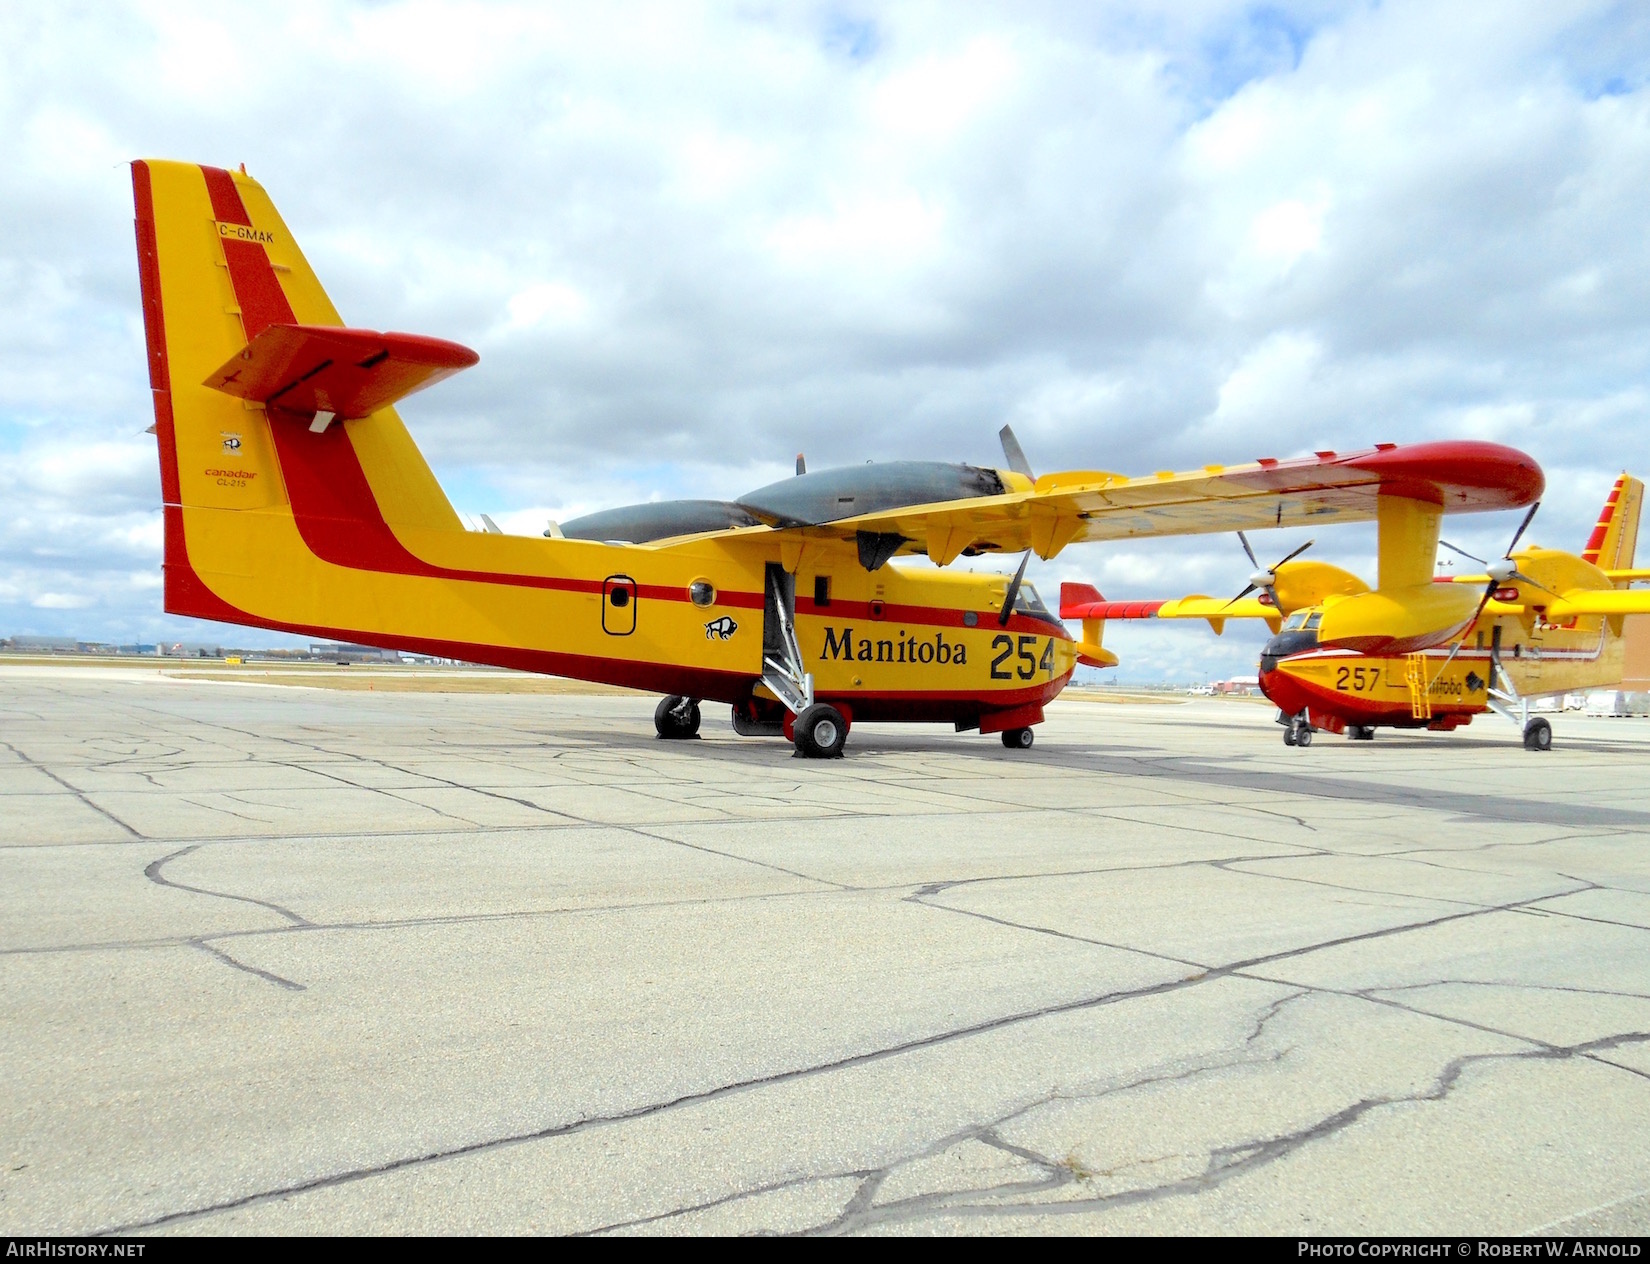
204, 324, 479, 419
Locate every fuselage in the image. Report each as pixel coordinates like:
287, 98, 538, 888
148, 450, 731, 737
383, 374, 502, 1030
1258, 605, 1624, 733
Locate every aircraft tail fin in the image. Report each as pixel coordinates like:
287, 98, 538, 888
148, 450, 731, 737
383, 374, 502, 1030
132, 160, 468, 625
1582, 473, 1643, 570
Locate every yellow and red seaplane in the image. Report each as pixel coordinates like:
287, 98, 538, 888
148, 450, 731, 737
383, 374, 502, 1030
134, 158, 1546, 757
1062, 475, 1650, 750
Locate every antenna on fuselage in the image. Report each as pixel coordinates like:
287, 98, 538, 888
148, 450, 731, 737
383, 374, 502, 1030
796, 453, 806, 476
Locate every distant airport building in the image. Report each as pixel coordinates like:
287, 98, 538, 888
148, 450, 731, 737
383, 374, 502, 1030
308, 643, 402, 663
7, 636, 81, 652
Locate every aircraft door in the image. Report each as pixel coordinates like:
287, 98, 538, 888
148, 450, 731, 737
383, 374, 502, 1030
762, 563, 795, 665
602, 575, 637, 635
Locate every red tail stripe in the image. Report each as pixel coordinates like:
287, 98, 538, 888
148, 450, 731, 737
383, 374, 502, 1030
1581, 475, 1627, 564
200, 165, 252, 227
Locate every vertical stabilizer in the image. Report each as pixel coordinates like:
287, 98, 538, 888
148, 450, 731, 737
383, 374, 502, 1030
1582, 473, 1643, 570
132, 160, 464, 624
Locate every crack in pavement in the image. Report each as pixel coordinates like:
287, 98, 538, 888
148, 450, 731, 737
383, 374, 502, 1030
144, 845, 313, 928
0, 739, 145, 840
94, 886, 1582, 1234
801, 1028, 1650, 1233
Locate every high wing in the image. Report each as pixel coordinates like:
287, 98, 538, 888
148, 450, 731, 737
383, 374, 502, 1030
1543, 590, 1650, 618
1474, 589, 1650, 621
751, 441, 1542, 564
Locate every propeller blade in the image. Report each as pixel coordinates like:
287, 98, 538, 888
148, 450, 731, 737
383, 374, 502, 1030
1438, 539, 1488, 566
1272, 538, 1315, 569
1507, 570, 1560, 599
1236, 530, 1261, 571
998, 550, 1032, 627
1223, 583, 1258, 610
998, 425, 1034, 480
795, 453, 806, 476
1506, 500, 1540, 555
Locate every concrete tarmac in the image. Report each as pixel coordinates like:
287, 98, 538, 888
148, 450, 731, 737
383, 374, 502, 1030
2, 666, 1649, 1235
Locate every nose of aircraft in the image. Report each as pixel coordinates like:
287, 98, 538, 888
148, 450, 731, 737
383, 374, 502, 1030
1258, 628, 1319, 676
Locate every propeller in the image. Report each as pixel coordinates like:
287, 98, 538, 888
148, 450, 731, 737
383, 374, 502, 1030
1438, 500, 1556, 605
1225, 532, 1315, 610
1431, 501, 1549, 680
999, 549, 1032, 627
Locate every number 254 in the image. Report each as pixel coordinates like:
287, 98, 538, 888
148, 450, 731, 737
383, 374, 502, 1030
990, 634, 1054, 680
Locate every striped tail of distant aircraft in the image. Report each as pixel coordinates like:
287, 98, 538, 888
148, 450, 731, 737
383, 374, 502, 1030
131, 159, 1547, 756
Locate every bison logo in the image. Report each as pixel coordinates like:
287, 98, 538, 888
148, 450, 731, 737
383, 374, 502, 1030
704, 616, 738, 640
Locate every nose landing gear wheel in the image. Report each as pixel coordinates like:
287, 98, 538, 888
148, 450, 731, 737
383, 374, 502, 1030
1283, 725, 1297, 747
1523, 717, 1552, 751
1292, 719, 1313, 747
1002, 727, 1035, 750
654, 695, 702, 739
793, 703, 848, 759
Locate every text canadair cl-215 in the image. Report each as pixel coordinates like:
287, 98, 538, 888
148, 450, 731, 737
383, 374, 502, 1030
133, 159, 1546, 758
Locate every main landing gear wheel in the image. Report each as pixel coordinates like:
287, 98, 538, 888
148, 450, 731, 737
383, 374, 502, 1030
1002, 727, 1035, 750
1349, 726, 1375, 741
1523, 717, 1552, 752
654, 695, 701, 739
793, 703, 848, 759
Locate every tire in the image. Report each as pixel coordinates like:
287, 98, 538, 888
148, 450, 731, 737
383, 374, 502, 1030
654, 695, 701, 739
793, 703, 848, 759
1001, 727, 1035, 750
1349, 726, 1374, 741
1283, 726, 1297, 746
1523, 717, 1552, 751
1294, 722, 1313, 748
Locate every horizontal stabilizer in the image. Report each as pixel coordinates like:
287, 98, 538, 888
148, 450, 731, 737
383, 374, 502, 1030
204, 324, 478, 419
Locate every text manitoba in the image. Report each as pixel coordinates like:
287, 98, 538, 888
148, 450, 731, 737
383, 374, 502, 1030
820, 628, 967, 666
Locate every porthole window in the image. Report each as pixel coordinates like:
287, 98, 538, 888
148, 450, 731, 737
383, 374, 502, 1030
610, 587, 631, 609
689, 580, 716, 607
963, 611, 978, 627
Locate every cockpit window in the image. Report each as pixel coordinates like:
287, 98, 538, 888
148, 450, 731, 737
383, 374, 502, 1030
1283, 611, 1310, 631
1303, 612, 1322, 631
1014, 583, 1054, 621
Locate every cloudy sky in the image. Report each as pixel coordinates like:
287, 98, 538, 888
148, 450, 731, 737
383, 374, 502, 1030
2, 0, 1648, 679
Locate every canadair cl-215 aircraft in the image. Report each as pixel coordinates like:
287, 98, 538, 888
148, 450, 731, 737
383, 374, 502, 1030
132, 159, 1544, 758
1062, 474, 1650, 750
